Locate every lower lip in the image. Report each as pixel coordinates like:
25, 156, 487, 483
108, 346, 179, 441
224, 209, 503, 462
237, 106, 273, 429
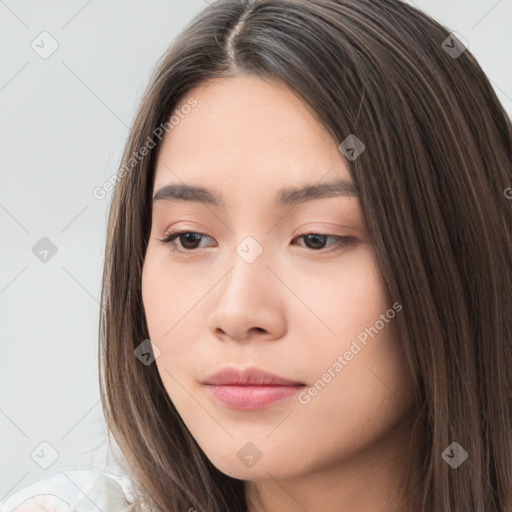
204, 384, 304, 410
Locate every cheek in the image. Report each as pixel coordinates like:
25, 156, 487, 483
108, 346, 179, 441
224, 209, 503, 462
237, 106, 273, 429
141, 247, 209, 380
281, 316, 413, 478
290, 250, 412, 454
318, 335, 412, 438
298, 306, 413, 456
289, 245, 391, 346
141, 246, 198, 341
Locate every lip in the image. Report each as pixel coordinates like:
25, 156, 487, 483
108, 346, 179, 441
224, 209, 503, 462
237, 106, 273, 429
202, 366, 305, 386
202, 366, 306, 410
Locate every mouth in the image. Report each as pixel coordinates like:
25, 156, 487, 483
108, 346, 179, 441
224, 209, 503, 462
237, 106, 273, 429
202, 366, 306, 410
203, 384, 305, 410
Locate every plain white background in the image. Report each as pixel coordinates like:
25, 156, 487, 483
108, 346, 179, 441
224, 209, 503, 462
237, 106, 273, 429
1, 0, 511, 500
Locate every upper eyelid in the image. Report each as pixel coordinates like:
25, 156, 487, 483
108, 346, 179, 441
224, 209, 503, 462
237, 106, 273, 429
161, 227, 349, 238
158, 217, 357, 234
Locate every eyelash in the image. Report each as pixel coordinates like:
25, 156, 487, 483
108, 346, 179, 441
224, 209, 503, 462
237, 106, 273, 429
156, 229, 355, 255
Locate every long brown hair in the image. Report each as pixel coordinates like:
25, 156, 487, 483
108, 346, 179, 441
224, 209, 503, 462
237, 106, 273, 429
98, 1, 512, 510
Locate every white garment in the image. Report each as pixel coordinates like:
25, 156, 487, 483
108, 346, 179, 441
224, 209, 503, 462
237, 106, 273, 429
0, 470, 136, 512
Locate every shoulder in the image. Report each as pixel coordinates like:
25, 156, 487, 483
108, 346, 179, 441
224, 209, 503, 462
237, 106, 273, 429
0, 470, 135, 512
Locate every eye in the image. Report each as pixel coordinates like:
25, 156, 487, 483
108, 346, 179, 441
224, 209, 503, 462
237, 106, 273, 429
293, 233, 355, 254
157, 230, 214, 252
156, 229, 355, 255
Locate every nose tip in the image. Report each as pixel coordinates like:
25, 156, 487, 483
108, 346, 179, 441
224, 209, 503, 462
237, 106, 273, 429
216, 325, 268, 342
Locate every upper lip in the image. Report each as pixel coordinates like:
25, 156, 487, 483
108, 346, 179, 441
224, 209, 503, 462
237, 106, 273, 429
202, 366, 305, 386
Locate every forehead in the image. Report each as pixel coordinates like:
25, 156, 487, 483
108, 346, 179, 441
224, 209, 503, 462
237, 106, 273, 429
153, 75, 351, 196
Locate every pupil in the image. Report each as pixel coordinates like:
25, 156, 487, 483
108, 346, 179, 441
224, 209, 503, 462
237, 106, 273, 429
306, 234, 325, 249
182, 233, 201, 249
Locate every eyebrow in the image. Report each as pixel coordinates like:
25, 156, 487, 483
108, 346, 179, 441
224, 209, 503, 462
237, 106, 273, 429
152, 178, 358, 208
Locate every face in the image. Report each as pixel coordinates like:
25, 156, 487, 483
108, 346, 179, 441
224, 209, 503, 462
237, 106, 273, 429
141, 74, 416, 481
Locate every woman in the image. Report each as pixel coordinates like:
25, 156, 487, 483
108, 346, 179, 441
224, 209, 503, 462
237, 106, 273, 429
4, 0, 512, 511
99, 0, 512, 510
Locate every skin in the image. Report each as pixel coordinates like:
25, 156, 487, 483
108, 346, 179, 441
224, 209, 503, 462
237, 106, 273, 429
141, 74, 421, 512
15, 495, 72, 512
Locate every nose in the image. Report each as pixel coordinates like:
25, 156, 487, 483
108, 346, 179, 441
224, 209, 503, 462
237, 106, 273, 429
206, 247, 286, 343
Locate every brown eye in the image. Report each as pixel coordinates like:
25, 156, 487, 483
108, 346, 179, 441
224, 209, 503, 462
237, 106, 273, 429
157, 230, 214, 252
157, 229, 355, 255
293, 233, 355, 254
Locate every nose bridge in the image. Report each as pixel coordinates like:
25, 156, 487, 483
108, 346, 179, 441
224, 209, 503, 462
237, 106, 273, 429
207, 231, 283, 340
221, 233, 270, 302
